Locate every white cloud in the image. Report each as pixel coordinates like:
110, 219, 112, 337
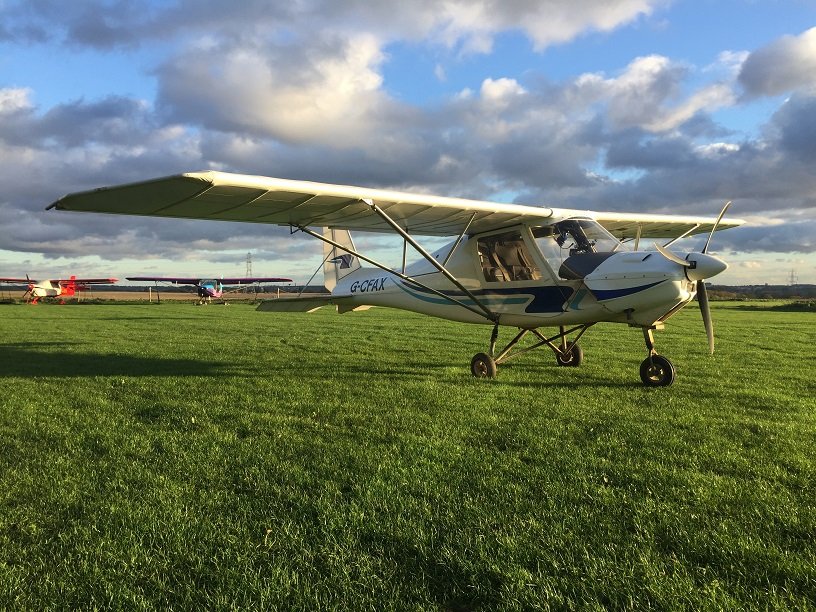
425, 0, 660, 53
695, 142, 740, 158
156, 34, 396, 148
0, 0, 665, 55
645, 82, 735, 132
706, 50, 749, 76
572, 55, 736, 133
479, 77, 526, 108
0, 87, 33, 114
739, 27, 816, 97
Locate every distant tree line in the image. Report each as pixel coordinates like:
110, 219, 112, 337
708, 284, 816, 300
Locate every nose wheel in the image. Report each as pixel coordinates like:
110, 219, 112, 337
640, 327, 675, 387
639, 354, 675, 386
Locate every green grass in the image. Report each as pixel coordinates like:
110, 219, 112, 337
1, 302, 814, 610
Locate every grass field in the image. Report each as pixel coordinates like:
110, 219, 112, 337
1, 301, 814, 609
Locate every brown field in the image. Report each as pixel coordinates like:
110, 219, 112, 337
0, 289, 294, 303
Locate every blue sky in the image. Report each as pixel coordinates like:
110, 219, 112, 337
1, 0, 815, 285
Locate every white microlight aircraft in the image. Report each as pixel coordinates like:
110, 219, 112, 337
48, 171, 744, 386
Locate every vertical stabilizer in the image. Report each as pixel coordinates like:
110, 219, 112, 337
323, 228, 360, 292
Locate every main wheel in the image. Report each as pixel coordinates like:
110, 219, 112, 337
471, 353, 497, 378
639, 355, 675, 387
556, 344, 583, 367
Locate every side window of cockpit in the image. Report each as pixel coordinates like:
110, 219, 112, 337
477, 231, 542, 282
532, 227, 567, 276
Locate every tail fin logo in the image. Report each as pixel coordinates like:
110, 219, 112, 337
330, 254, 355, 269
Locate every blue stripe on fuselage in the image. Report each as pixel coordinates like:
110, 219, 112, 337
591, 280, 665, 301
398, 281, 574, 313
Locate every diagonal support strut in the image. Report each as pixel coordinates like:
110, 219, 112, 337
363, 200, 498, 323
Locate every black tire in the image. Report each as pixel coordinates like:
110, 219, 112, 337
556, 344, 583, 367
639, 355, 675, 387
471, 353, 497, 378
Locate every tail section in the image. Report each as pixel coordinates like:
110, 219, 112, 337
323, 228, 360, 292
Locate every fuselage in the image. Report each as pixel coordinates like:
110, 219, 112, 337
332, 223, 725, 329
197, 281, 223, 299
31, 279, 83, 299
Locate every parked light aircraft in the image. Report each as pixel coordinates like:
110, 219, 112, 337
48, 171, 744, 386
0, 275, 118, 304
126, 276, 293, 304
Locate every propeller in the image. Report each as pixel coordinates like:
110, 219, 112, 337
696, 201, 732, 354
702, 201, 731, 254
22, 273, 34, 302
697, 276, 714, 354
656, 201, 732, 354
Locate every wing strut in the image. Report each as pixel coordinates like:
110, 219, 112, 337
363, 200, 498, 323
295, 225, 497, 323
442, 213, 476, 266
661, 223, 701, 249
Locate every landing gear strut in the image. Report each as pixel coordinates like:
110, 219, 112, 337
470, 324, 591, 379
639, 327, 675, 387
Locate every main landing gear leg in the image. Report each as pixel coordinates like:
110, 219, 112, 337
639, 327, 675, 387
470, 324, 590, 379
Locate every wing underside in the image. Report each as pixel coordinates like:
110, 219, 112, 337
126, 276, 291, 285
216, 278, 293, 285
50, 170, 744, 239
53, 278, 117, 284
126, 277, 200, 285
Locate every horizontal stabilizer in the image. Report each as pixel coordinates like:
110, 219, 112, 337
256, 294, 357, 313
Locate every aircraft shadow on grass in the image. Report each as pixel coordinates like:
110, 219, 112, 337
0, 344, 229, 378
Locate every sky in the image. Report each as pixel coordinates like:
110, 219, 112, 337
1, 0, 815, 285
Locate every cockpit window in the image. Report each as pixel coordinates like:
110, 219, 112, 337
477, 231, 542, 283
554, 219, 623, 254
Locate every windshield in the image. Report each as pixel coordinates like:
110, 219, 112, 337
554, 218, 623, 254
532, 218, 626, 273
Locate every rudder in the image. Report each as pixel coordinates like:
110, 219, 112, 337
323, 228, 360, 292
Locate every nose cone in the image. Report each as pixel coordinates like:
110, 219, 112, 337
685, 253, 728, 281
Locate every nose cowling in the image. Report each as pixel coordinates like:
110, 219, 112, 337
684, 252, 727, 281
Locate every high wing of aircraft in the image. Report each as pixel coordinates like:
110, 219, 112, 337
126, 276, 293, 304
49, 170, 746, 386
0, 275, 118, 303
47, 170, 740, 239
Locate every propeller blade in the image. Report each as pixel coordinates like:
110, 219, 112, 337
697, 279, 715, 354
702, 200, 732, 254
23, 279, 34, 299
655, 243, 691, 267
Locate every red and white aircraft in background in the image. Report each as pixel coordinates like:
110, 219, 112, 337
0, 275, 118, 304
